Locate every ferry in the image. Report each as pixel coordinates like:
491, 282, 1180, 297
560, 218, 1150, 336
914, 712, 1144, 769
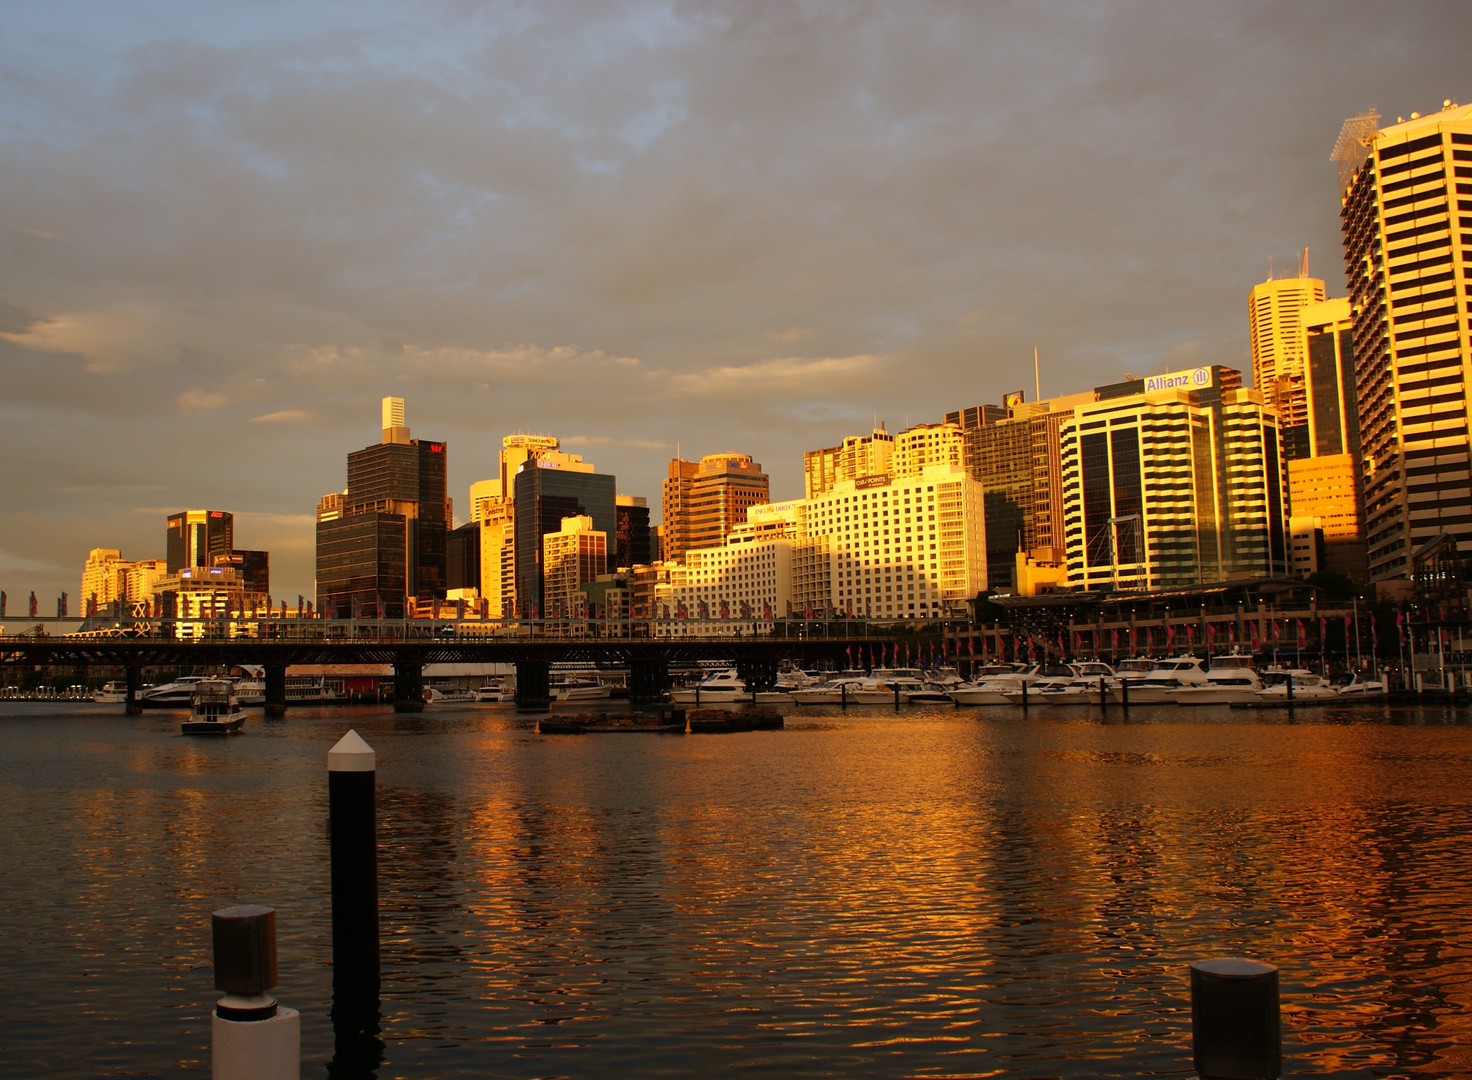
181, 679, 246, 735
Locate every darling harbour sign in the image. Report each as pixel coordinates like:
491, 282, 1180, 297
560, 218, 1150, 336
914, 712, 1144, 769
1144, 367, 1213, 393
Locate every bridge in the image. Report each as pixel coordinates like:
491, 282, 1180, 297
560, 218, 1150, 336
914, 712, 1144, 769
0, 617, 893, 713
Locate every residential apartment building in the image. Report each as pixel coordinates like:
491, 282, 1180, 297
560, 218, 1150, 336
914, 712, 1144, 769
661, 453, 769, 562
803, 427, 894, 499
1333, 102, 1472, 581
81, 549, 131, 607
1248, 262, 1325, 460
1060, 366, 1289, 590
664, 515, 795, 635
543, 516, 607, 619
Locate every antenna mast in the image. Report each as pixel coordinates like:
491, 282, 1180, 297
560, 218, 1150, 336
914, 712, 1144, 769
1033, 347, 1040, 402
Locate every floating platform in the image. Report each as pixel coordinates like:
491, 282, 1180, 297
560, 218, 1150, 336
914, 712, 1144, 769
538, 710, 687, 734
688, 708, 784, 733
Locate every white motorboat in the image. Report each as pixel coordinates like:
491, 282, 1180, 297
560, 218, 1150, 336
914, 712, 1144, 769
838, 669, 927, 704
669, 668, 748, 704
1336, 673, 1387, 698
787, 675, 869, 704
139, 675, 211, 707
1001, 663, 1086, 705
474, 681, 516, 702
551, 677, 614, 702
91, 681, 128, 703
1115, 656, 1209, 703
753, 668, 819, 704
424, 685, 476, 704
1256, 669, 1339, 703
949, 664, 1040, 706
232, 678, 266, 705
1169, 655, 1262, 705
181, 679, 245, 735
1035, 661, 1117, 705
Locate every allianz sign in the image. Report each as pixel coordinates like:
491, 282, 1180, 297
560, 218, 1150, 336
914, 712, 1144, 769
1144, 367, 1213, 393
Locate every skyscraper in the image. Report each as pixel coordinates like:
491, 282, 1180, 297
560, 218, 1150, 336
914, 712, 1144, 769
315, 398, 450, 617
167, 510, 234, 572
615, 495, 653, 568
513, 459, 617, 617
661, 454, 769, 562
1334, 102, 1472, 580
1248, 259, 1325, 462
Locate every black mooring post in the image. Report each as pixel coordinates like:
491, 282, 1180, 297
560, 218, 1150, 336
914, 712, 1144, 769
1100, 677, 1107, 713
263, 665, 287, 718
1191, 958, 1280, 1079
1121, 678, 1129, 711
328, 730, 382, 1075
125, 664, 143, 715
1021, 680, 1028, 710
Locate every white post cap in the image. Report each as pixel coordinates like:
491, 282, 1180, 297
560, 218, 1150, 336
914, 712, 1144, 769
328, 730, 376, 772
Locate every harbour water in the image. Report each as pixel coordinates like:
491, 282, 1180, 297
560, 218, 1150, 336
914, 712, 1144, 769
4, 699, 1472, 1077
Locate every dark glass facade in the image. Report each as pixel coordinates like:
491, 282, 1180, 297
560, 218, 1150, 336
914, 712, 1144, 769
513, 465, 617, 617
212, 549, 270, 595
166, 511, 234, 572
616, 502, 652, 568
317, 515, 409, 616
447, 522, 480, 592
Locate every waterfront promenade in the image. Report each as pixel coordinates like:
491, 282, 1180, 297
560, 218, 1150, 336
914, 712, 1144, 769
4, 697, 1472, 1077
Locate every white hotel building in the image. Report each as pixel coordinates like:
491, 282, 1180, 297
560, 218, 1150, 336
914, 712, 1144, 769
661, 453, 986, 633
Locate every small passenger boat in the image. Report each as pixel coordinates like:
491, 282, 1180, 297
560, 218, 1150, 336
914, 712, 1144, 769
1255, 669, 1340, 703
92, 681, 128, 703
181, 679, 246, 735
669, 668, 747, 704
1169, 655, 1262, 705
551, 677, 613, 702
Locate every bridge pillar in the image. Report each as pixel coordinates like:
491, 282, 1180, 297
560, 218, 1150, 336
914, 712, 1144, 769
515, 661, 551, 710
628, 660, 669, 705
737, 660, 777, 697
125, 664, 143, 715
393, 662, 424, 713
263, 664, 287, 718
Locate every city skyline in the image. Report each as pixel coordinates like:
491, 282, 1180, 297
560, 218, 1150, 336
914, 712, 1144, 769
1, 3, 1468, 601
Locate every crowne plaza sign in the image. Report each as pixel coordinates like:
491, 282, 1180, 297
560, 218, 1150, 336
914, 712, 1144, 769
1144, 367, 1213, 393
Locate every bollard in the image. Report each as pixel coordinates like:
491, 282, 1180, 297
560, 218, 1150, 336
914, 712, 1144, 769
1190, 958, 1280, 1080
329, 731, 379, 1002
894, 682, 901, 710
1099, 677, 1107, 713
1121, 678, 1129, 710
1021, 680, 1028, 710
211, 905, 299, 1080
1285, 675, 1293, 705
841, 681, 847, 707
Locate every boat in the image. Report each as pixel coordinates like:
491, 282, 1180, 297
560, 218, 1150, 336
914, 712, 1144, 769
1255, 669, 1340, 703
1336, 673, 1387, 698
474, 681, 516, 702
139, 675, 211, 707
1169, 655, 1262, 705
949, 664, 1039, 705
424, 685, 476, 704
91, 681, 128, 703
753, 667, 820, 704
1000, 663, 1087, 705
551, 677, 614, 702
1114, 656, 1209, 703
181, 679, 246, 735
1084, 658, 1157, 703
786, 674, 869, 704
232, 678, 265, 705
903, 679, 957, 704
669, 668, 747, 704
1034, 661, 1117, 705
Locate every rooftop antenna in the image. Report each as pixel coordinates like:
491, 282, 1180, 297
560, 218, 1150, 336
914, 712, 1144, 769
1033, 347, 1040, 402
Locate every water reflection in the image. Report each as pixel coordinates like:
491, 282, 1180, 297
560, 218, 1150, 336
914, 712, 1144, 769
6, 701, 1472, 1076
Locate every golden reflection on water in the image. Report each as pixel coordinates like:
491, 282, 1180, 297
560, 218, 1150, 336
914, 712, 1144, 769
7, 703, 1472, 1077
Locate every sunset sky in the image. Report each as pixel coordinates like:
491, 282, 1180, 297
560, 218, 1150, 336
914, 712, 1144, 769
2, 1, 1468, 602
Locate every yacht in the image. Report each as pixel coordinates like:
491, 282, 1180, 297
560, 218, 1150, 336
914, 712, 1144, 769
1169, 655, 1261, 704
474, 681, 516, 702
551, 677, 614, 702
139, 675, 211, 707
1118, 657, 1210, 703
424, 685, 476, 704
753, 668, 818, 705
949, 664, 1040, 706
1336, 673, 1387, 698
1256, 669, 1340, 703
92, 681, 128, 704
999, 663, 1086, 704
1085, 658, 1158, 703
1035, 661, 1117, 705
181, 679, 246, 735
787, 674, 869, 704
669, 668, 747, 704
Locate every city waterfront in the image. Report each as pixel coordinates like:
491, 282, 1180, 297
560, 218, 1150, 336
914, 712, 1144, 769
4, 702, 1472, 1077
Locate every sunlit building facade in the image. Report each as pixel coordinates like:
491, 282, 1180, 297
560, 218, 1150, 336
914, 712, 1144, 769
543, 516, 607, 620
1334, 102, 1472, 581
1248, 265, 1325, 461
803, 427, 894, 499
661, 453, 769, 562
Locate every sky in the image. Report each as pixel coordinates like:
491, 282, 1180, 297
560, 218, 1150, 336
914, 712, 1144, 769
2, 0, 1469, 605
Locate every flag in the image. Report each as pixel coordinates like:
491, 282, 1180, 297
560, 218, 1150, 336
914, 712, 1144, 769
763, 600, 773, 620
58, 592, 68, 617
29, 591, 37, 618
846, 646, 852, 665
1395, 611, 1404, 644
968, 636, 976, 661
1207, 623, 1216, 644
352, 595, 362, 619
720, 599, 730, 620
1166, 624, 1175, 647
432, 597, 440, 620
1251, 621, 1261, 650
0, 591, 5, 617
804, 602, 813, 619
904, 641, 910, 666
1185, 625, 1194, 647
1129, 627, 1136, 657
1228, 622, 1236, 644
376, 595, 386, 620
1111, 628, 1118, 652
786, 600, 793, 618
1296, 619, 1307, 648
1093, 629, 1100, 653
1320, 616, 1328, 645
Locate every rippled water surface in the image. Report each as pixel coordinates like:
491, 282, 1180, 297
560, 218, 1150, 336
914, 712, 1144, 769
4, 699, 1472, 1078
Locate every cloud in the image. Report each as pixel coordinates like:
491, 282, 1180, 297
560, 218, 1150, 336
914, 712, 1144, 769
563, 435, 672, 450
176, 389, 227, 415
250, 409, 313, 424
655, 354, 883, 399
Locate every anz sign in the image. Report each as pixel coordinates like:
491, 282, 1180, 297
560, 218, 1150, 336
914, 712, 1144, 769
1144, 367, 1212, 393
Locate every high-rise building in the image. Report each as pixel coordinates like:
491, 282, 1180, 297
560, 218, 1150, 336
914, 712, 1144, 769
315, 398, 450, 617
212, 550, 269, 596
661, 453, 770, 562
81, 549, 131, 608
167, 510, 234, 573
513, 459, 617, 617
1285, 296, 1367, 579
1248, 259, 1325, 461
803, 428, 894, 498
446, 522, 480, 594
892, 422, 964, 477
1060, 365, 1288, 590
615, 495, 653, 568
477, 496, 515, 619
1334, 102, 1472, 581
543, 515, 607, 619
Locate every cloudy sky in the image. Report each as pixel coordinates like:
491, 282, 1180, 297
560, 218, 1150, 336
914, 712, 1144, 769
2, 1, 1468, 604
